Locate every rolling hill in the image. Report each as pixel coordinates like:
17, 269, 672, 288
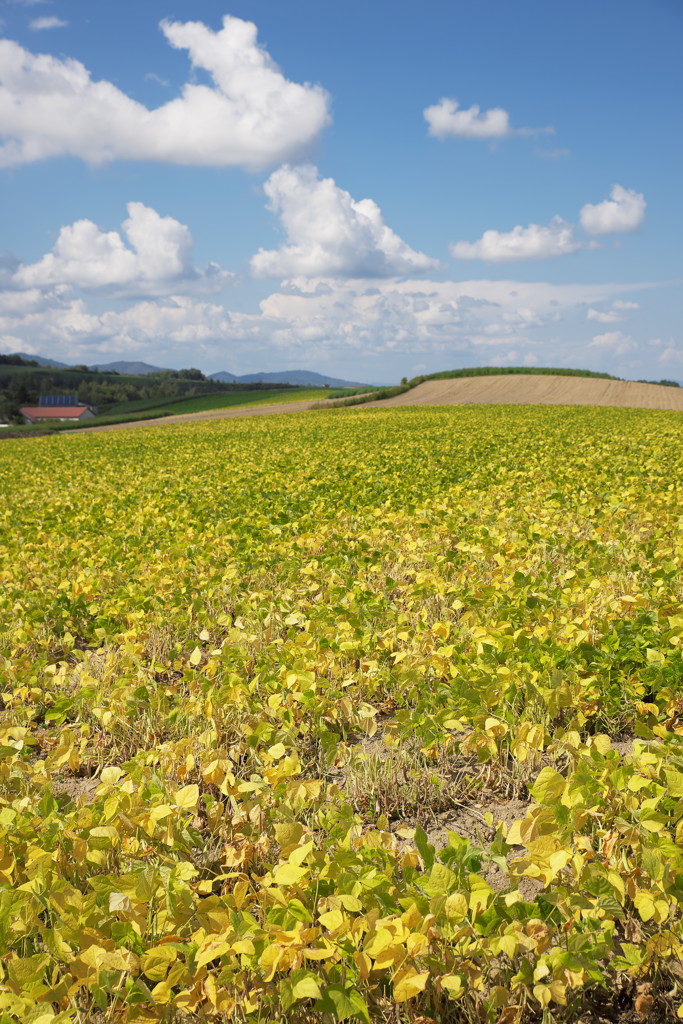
364, 374, 683, 411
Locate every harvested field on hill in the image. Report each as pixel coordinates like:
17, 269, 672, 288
365, 373, 683, 410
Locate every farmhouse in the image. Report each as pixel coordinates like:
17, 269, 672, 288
20, 394, 98, 424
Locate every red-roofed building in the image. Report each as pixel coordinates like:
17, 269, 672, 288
20, 405, 96, 424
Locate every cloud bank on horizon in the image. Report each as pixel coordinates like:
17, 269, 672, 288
0, 3, 677, 380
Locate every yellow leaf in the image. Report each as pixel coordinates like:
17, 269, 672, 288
292, 974, 323, 1000
268, 742, 287, 759
109, 892, 132, 913
274, 822, 304, 856
141, 946, 177, 981
232, 939, 255, 955
174, 784, 199, 810
393, 966, 429, 1003
196, 937, 231, 969
375, 944, 407, 970
189, 646, 202, 666
273, 863, 308, 886
289, 840, 314, 866
440, 974, 463, 997
319, 909, 346, 931
100, 766, 123, 786
533, 983, 552, 1008
338, 893, 363, 913
444, 893, 468, 921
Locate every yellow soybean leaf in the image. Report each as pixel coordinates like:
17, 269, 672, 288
338, 893, 363, 913
292, 973, 323, 1000
665, 769, 683, 797
364, 928, 393, 956
289, 840, 314, 866
393, 966, 429, 1003
530, 766, 565, 804
444, 893, 469, 921
440, 974, 463, 997
174, 784, 199, 811
273, 863, 308, 886
273, 821, 304, 855
302, 946, 335, 960
100, 766, 123, 786
260, 944, 283, 981
319, 909, 346, 931
141, 946, 177, 981
268, 742, 287, 760
151, 979, 174, 1004
634, 891, 656, 922
196, 937, 231, 969
109, 892, 132, 913
496, 934, 518, 958
232, 939, 255, 956
533, 984, 552, 1008
189, 646, 202, 666
375, 944, 407, 970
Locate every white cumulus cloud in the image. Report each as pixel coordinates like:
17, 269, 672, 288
424, 98, 550, 139
251, 165, 440, 279
587, 308, 622, 324
586, 300, 639, 323
450, 217, 579, 262
29, 16, 67, 30
589, 331, 637, 354
0, 15, 330, 169
12, 202, 233, 295
580, 185, 646, 236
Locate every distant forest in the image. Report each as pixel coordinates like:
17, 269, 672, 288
0, 355, 295, 423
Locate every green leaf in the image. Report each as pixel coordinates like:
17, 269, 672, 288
530, 766, 565, 804
414, 824, 435, 870
315, 985, 370, 1022
291, 970, 323, 1001
665, 769, 683, 797
419, 862, 458, 897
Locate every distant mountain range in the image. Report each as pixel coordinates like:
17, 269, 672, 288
11, 352, 70, 368
209, 369, 366, 387
9, 353, 367, 387
89, 361, 171, 375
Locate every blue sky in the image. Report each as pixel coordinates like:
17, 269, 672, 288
0, 0, 680, 381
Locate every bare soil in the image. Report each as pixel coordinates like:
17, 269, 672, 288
364, 375, 683, 410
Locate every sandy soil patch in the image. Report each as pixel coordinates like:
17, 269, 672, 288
364, 375, 683, 410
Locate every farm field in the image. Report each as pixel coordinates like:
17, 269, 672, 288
367, 374, 683, 411
2, 391, 344, 438
105, 389, 341, 418
2, 404, 683, 1022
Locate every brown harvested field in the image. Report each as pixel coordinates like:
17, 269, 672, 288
364, 374, 683, 410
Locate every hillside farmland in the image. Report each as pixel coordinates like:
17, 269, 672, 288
1, 405, 683, 1022
365, 373, 683, 410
